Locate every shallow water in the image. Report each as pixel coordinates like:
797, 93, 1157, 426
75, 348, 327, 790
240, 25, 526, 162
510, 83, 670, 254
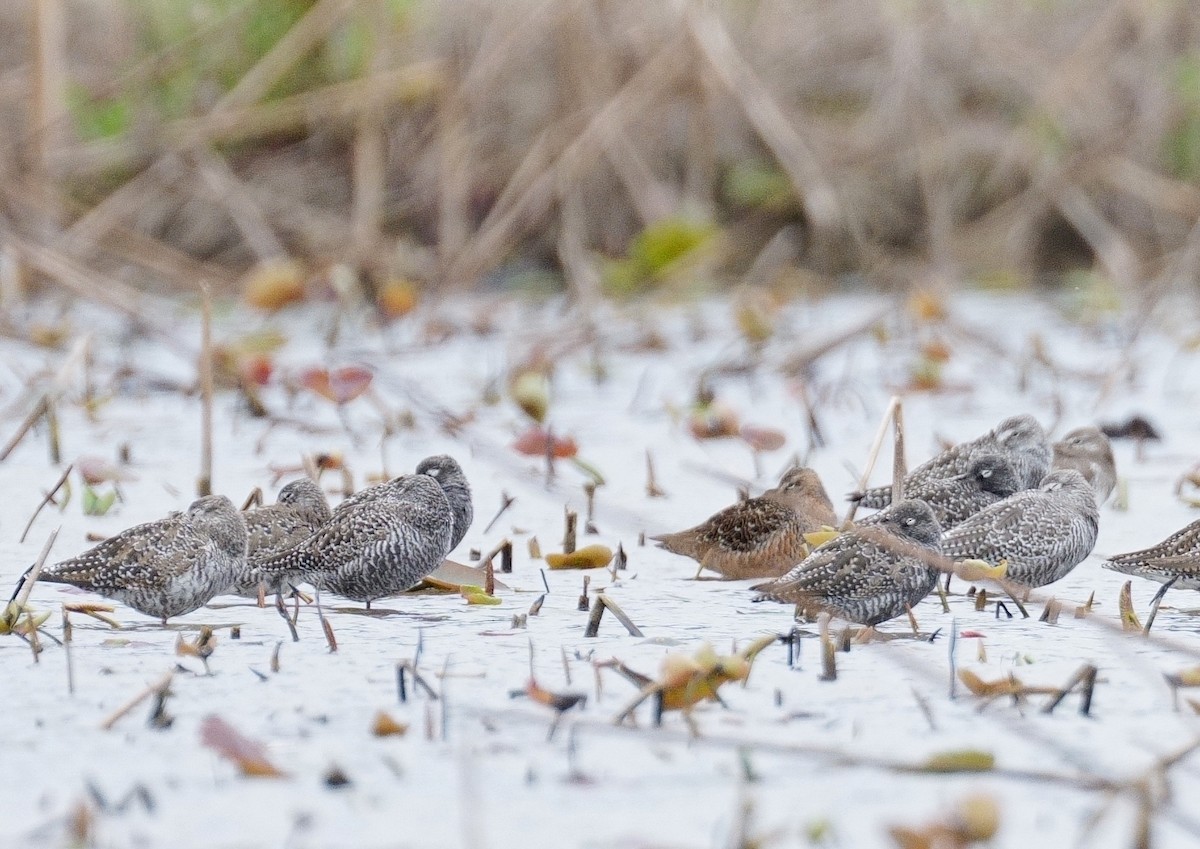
2, 291, 1200, 848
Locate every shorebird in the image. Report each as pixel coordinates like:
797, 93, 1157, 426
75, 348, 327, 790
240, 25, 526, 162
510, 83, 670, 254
899, 453, 1021, 530
414, 455, 473, 551
255, 474, 453, 607
32, 496, 248, 623
753, 499, 943, 626
1103, 517, 1200, 592
1052, 426, 1117, 503
652, 467, 837, 579
852, 414, 1050, 510
227, 478, 331, 597
940, 469, 1099, 588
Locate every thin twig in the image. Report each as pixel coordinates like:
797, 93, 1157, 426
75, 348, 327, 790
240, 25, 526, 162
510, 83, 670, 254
19, 464, 72, 543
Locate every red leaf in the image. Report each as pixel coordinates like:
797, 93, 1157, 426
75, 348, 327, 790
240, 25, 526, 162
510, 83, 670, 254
300, 365, 373, 404
512, 426, 578, 458
199, 715, 284, 777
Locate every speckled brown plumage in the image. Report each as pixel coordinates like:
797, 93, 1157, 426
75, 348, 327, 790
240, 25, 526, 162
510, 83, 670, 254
226, 478, 332, 597
853, 414, 1051, 509
752, 499, 943, 626
1104, 517, 1200, 590
37, 496, 248, 622
1052, 426, 1116, 503
652, 467, 837, 579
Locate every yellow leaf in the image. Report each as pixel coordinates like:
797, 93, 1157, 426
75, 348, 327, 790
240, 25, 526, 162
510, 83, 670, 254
957, 558, 1008, 582
371, 711, 409, 737
243, 260, 305, 311
1118, 581, 1142, 631
804, 528, 840, 547
546, 545, 614, 570
922, 749, 995, 772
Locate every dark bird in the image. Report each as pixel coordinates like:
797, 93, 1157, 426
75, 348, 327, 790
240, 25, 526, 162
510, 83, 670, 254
414, 454, 473, 551
255, 475, 453, 608
852, 414, 1050, 509
940, 469, 1099, 588
226, 478, 332, 597
35, 496, 248, 623
879, 453, 1022, 531
652, 467, 837, 580
753, 499, 943, 627
1104, 517, 1200, 591
1052, 426, 1117, 504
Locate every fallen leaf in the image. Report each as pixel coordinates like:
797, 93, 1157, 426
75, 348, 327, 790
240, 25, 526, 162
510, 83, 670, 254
243, 260, 305, 311
509, 371, 551, 424
300, 365, 373, 404
526, 679, 587, 713
1118, 581, 1141, 631
804, 528, 840, 547
371, 711, 409, 737
512, 427, 578, 458
199, 715, 284, 777
546, 545, 614, 570
921, 749, 995, 773
377, 278, 420, 320
739, 424, 786, 452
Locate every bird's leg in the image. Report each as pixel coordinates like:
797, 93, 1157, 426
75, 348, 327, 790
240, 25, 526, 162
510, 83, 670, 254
366, 599, 372, 611
1144, 576, 1180, 635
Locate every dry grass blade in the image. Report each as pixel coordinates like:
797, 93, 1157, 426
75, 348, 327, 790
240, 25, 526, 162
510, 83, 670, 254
19, 464, 72, 543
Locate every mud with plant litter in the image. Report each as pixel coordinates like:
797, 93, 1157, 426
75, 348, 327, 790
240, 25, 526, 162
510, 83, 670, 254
2, 291, 1200, 849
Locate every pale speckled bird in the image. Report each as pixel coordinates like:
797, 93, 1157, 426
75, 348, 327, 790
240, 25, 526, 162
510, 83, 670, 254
652, 467, 837, 580
226, 478, 332, 597
1052, 426, 1117, 504
753, 499, 943, 626
1103, 517, 1200, 590
852, 414, 1051, 510
255, 474, 453, 608
940, 469, 1099, 588
34, 495, 248, 623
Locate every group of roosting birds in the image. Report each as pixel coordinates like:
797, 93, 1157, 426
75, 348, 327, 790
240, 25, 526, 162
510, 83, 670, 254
13, 413, 1200, 632
655, 413, 1200, 627
20, 456, 473, 623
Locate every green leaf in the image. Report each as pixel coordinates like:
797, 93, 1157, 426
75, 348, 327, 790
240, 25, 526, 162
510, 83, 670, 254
82, 485, 118, 517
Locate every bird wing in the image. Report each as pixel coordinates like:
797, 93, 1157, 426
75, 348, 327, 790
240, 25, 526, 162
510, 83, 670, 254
701, 499, 797, 553
939, 491, 1042, 561
244, 505, 325, 562
756, 534, 876, 600
43, 515, 209, 592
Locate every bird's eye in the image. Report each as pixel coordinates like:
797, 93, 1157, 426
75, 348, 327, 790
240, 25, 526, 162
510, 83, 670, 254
905, 517, 915, 525
981, 469, 992, 478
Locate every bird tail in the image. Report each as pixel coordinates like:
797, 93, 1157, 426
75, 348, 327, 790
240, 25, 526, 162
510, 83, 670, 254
851, 486, 892, 509
649, 533, 686, 555
255, 542, 316, 585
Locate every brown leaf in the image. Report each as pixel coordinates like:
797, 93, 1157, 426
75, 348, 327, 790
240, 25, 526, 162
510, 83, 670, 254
371, 711, 409, 737
739, 424, 786, 452
199, 715, 284, 777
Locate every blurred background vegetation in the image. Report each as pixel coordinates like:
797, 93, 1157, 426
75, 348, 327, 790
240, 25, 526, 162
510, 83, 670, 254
2, 0, 1200, 311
